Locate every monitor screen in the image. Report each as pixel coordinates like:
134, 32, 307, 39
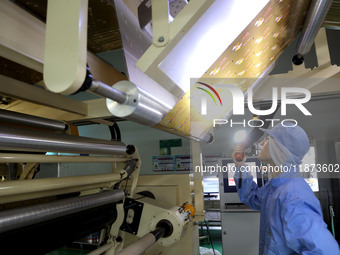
203, 177, 219, 193
227, 162, 258, 186
221, 157, 262, 193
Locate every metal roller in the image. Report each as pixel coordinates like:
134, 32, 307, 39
298, 0, 334, 55
89, 79, 128, 104
0, 203, 118, 254
106, 80, 172, 126
87, 243, 114, 255
116, 227, 166, 255
115, 216, 173, 255
0, 109, 67, 131
0, 153, 130, 163
0, 189, 125, 234
116, 232, 157, 255
0, 125, 126, 155
0, 173, 122, 203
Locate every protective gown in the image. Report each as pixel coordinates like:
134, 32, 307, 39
234, 124, 340, 254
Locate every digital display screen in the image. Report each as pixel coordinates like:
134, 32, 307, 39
227, 163, 236, 186
222, 157, 262, 193
203, 177, 219, 193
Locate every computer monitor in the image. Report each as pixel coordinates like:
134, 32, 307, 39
203, 177, 220, 199
220, 157, 263, 193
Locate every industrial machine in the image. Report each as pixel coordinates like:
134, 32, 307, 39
0, 0, 339, 254
0, 109, 199, 254
0, 109, 196, 254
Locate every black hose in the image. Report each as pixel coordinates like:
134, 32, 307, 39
108, 122, 121, 142
109, 125, 116, 141
113, 122, 121, 141
205, 221, 216, 255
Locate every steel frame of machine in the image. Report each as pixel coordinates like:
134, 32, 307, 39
0, 0, 126, 123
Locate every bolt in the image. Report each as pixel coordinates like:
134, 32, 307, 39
223, 231, 227, 235
158, 36, 165, 42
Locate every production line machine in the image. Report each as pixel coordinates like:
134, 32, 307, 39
0, 0, 202, 252
0, 0, 337, 254
0, 109, 196, 254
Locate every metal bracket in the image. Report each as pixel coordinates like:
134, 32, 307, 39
152, 0, 170, 47
314, 27, 331, 67
44, 0, 89, 94
191, 140, 205, 221
136, 0, 214, 97
120, 198, 144, 235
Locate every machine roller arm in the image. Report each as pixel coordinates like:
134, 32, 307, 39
0, 109, 67, 131
0, 189, 125, 234
0, 125, 127, 155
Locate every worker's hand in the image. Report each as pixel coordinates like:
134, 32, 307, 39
232, 151, 247, 168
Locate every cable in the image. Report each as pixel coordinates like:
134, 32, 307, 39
327, 190, 336, 238
108, 125, 116, 141
108, 122, 121, 142
113, 122, 121, 141
31, 164, 40, 179
204, 220, 216, 255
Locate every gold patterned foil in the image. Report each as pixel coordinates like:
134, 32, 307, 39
158, 0, 311, 141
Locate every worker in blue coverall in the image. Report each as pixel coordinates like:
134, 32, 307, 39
232, 123, 340, 255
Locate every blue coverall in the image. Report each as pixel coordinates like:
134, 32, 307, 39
234, 169, 340, 254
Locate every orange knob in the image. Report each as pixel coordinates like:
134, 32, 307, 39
183, 204, 195, 217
